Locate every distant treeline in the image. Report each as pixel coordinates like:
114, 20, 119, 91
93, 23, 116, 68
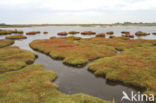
114, 22, 156, 25
1, 22, 156, 27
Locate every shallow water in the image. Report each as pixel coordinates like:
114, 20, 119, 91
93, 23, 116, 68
1, 26, 156, 39
1, 26, 154, 103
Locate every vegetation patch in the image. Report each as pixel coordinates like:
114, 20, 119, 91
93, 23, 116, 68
26, 31, 40, 35
57, 32, 68, 36
30, 37, 156, 67
152, 33, 156, 35
0, 39, 14, 48
135, 31, 150, 36
88, 47, 156, 98
96, 33, 106, 37
6, 34, 27, 40
91, 37, 155, 51
63, 36, 81, 40
0, 30, 13, 35
81, 31, 96, 35
43, 31, 48, 34
121, 31, 133, 38
0, 64, 111, 103
30, 36, 156, 65
109, 35, 115, 38
30, 37, 117, 67
12, 30, 24, 34
106, 31, 114, 35
68, 31, 79, 34
121, 31, 130, 35
0, 46, 37, 73
122, 34, 134, 38
0, 29, 23, 35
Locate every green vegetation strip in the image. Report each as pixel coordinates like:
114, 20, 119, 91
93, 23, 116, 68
0, 39, 14, 48
0, 64, 111, 103
0, 46, 37, 73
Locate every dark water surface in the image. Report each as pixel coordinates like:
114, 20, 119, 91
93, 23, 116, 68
1, 26, 154, 103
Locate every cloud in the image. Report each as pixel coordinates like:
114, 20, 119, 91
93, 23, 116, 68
0, 0, 156, 24
1, 0, 156, 11
0, 0, 32, 6
121, 0, 156, 11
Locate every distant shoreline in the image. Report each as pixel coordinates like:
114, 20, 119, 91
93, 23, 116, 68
1, 24, 156, 28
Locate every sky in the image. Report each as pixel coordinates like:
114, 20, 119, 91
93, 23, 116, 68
0, 0, 156, 24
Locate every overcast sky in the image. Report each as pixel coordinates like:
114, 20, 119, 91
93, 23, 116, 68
0, 0, 156, 24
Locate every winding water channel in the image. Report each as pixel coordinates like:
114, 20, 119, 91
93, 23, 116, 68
1, 26, 155, 103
